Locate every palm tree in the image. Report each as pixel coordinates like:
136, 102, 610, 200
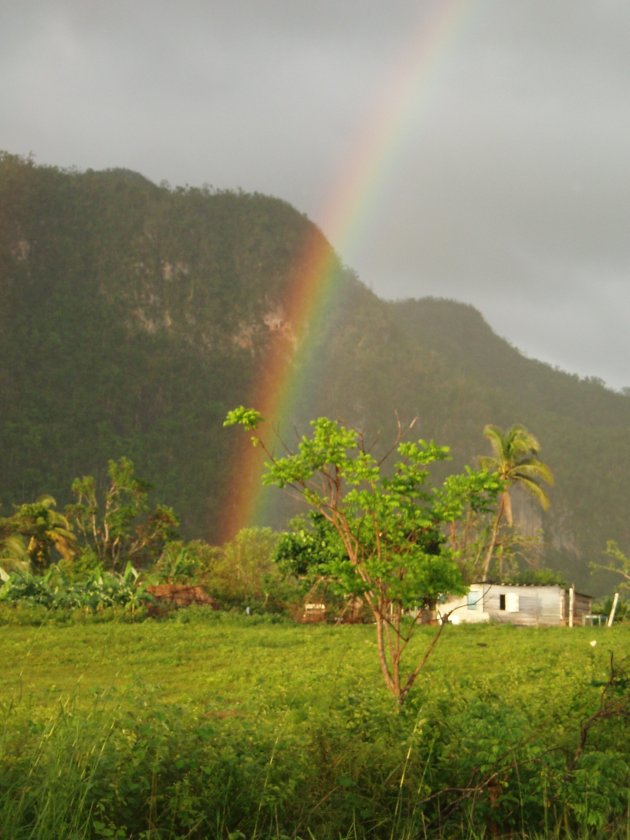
10, 496, 76, 569
0, 526, 30, 575
479, 424, 554, 579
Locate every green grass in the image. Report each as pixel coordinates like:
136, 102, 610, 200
0, 616, 628, 838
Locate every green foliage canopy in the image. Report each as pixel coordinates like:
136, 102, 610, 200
65, 457, 179, 571
593, 541, 630, 593
479, 423, 554, 579
0, 495, 75, 571
226, 408, 501, 703
3, 155, 630, 593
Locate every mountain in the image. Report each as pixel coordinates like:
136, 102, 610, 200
1, 152, 629, 595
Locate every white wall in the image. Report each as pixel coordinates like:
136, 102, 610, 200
439, 584, 489, 624
440, 584, 566, 626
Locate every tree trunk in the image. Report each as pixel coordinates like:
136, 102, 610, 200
481, 494, 506, 579
374, 612, 397, 700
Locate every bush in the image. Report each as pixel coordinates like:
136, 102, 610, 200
0, 563, 148, 615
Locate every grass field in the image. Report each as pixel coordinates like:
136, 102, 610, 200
0, 613, 628, 839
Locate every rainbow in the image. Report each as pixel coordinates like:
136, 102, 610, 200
221, 0, 473, 540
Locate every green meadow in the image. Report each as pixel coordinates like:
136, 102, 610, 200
1, 615, 628, 839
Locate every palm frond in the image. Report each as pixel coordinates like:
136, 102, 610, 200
512, 460, 554, 486
517, 477, 551, 510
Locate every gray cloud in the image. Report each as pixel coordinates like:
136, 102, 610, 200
2, 0, 629, 389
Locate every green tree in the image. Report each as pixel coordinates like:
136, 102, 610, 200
479, 424, 554, 580
275, 513, 345, 578
153, 539, 220, 584
0, 526, 30, 575
4, 495, 76, 570
592, 541, 630, 593
66, 457, 179, 570
225, 408, 500, 705
208, 527, 282, 609
274, 513, 353, 619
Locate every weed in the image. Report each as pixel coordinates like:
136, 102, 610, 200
0, 620, 627, 838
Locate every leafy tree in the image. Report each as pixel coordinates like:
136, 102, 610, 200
3, 495, 76, 570
207, 527, 282, 610
275, 513, 345, 577
153, 539, 220, 584
274, 513, 355, 619
0, 528, 30, 575
505, 566, 567, 586
592, 541, 630, 593
479, 424, 554, 579
447, 508, 545, 585
66, 457, 179, 571
225, 408, 500, 704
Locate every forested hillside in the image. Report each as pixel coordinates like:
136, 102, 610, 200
2, 153, 629, 593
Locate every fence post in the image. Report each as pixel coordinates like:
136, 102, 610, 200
607, 592, 619, 627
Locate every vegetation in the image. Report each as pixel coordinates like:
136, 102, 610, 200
0, 617, 627, 838
67, 456, 179, 571
0, 458, 177, 573
0, 494, 75, 571
226, 408, 503, 704
0, 451, 300, 619
0, 140, 628, 837
0, 404, 625, 835
593, 541, 630, 593
2, 153, 630, 593
479, 424, 554, 580
0, 562, 147, 615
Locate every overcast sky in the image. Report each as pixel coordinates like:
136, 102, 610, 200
2, 0, 629, 390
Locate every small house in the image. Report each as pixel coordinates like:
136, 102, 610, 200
440, 583, 592, 627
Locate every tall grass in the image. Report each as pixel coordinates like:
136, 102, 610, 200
0, 618, 627, 838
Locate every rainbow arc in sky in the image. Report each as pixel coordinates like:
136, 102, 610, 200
222, 0, 473, 540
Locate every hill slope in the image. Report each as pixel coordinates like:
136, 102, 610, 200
1, 153, 629, 593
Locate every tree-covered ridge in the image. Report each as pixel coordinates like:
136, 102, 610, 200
0, 152, 351, 538
1, 153, 629, 593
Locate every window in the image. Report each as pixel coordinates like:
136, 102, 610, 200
499, 593, 506, 611
467, 591, 480, 610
